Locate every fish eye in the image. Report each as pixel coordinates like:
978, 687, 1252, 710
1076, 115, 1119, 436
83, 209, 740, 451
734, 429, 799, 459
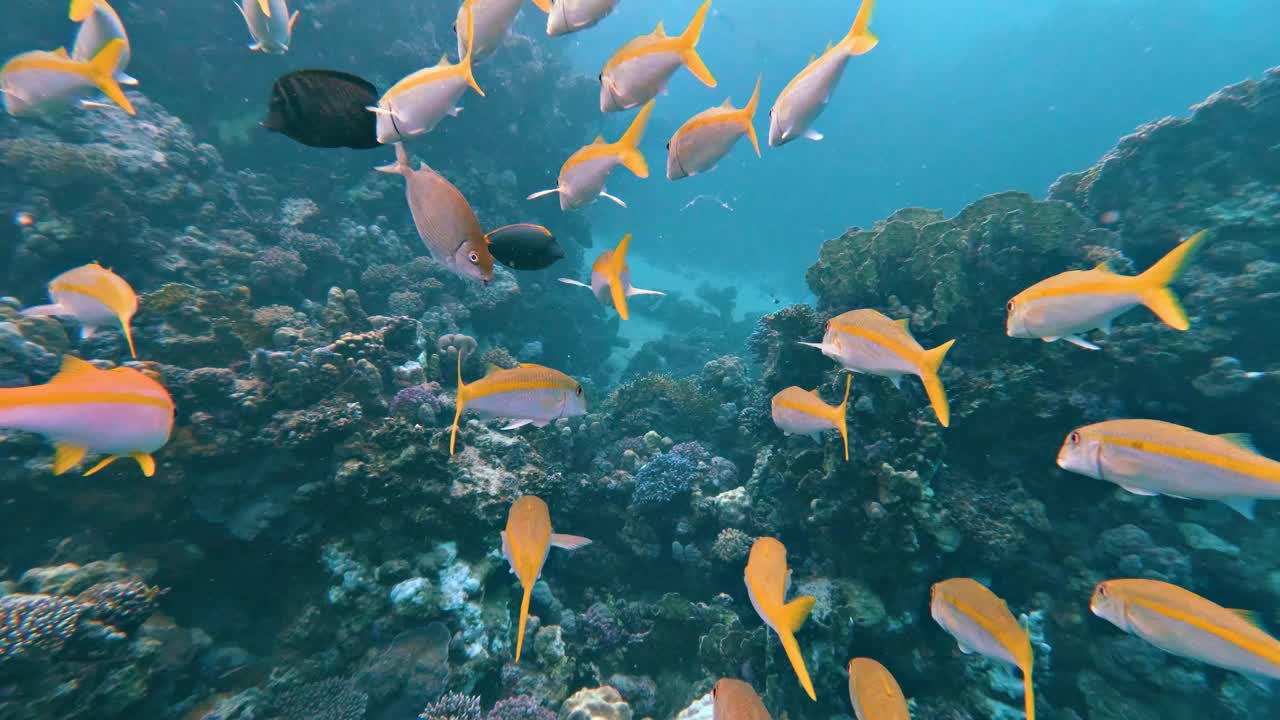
468, 252, 479, 263
575, 386, 583, 396
1006, 300, 1014, 311
598, 73, 603, 82
1098, 584, 1108, 597
1069, 431, 1080, 445
452, 21, 457, 31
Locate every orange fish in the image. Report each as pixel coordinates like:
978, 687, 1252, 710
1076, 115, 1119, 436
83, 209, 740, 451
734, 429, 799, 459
501, 495, 591, 662
558, 233, 664, 321
931, 578, 1035, 720
712, 678, 771, 720
21, 262, 139, 358
847, 658, 909, 720
0, 355, 174, 476
745, 537, 817, 700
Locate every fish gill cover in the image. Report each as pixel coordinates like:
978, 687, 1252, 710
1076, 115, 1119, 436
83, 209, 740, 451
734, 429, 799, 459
0, 1, 1279, 720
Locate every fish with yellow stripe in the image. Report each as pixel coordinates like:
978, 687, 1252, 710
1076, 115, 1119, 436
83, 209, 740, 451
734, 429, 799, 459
598, 0, 716, 113
536, 0, 619, 37
1006, 230, 1207, 350
847, 658, 909, 720
801, 310, 955, 427
450, 352, 586, 455
745, 537, 817, 701
237, 0, 299, 54
455, 0, 543, 62
667, 76, 762, 181
768, 0, 877, 147
1090, 578, 1280, 683
528, 99, 655, 210
559, 233, 664, 321
22, 263, 139, 359
931, 578, 1035, 720
371, 9, 484, 144
2, 40, 135, 117
0, 355, 174, 477
70, 0, 137, 87
1057, 418, 1280, 520
501, 495, 591, 662
771, 373, 851, 461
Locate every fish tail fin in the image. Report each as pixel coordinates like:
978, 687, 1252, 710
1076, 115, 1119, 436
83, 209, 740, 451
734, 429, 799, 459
461, 7, 485, 96
606, 234, 633, 320
615, 99, 654, 178
742, 75, 762, 157
679, 0, 717, 87
375, 143, 410, 175
530, 0, 551, 11
69, 0, 96, 22
1137, 229, 1207, 331
131, 452, 156, 477
121, 318, 137, 359
919, 338, 955, 428
834, 373, 851, 461
450, 350, 468, 456
843, 0, 879, 55
85, 39, 135, 116
1020, 616, 1036, 720
778, 628, 817, 701
514, 582, 533, 662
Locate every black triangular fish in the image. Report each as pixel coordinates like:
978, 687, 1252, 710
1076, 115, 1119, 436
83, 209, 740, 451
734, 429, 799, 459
484, 224, 566, 271
263, 69, 379, 149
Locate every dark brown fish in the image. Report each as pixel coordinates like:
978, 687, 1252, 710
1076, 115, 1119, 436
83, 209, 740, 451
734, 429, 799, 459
485, 224, 565, 271
262, 69, 378, 149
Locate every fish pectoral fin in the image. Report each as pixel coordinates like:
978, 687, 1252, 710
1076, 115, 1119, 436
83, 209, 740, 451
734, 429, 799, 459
558, 278, 593, 289
782, 595, 816, 633
248, 42, 264, 51
802, 128, 824, 141
527, 188, 562, 200
116, 72, 140, 87
1063, 335, 1101, 350
549, 533, 592, 550
53, 444, 88, 475
19, 303, 67, 317
957, 641, 976, 655
502, 419, 535, 430
1223, 497, 1257, 521
598, 189, 627, 208
797, 341, 833, 353
289, 9, 299, 30
84, 455, 122, 476
447, 106, 464, 117
625, 286, 664, 297
79, 99, 121, 111
131, 452, 156, 477
1119, 486, 1160, 496
887, 374, 903, 390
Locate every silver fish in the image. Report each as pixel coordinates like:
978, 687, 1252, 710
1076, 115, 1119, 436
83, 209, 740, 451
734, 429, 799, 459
598, 0, 715, 113
540, 0, 619, 36
2, 41, 134, 117
70, 0, 136, 86
238, 0, 298, 54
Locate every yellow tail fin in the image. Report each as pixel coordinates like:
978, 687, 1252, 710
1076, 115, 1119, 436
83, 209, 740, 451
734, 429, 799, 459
615, 100, 654, 178
69, 0, 96, 22
529, 0, 550, 11
120, 317, 137, 359
918, 338, 955, 427
461, 7, 485, 96
843, 0, 879, 55
833, 373, 851, 461
1020, 617, 1036, 720
1137, 229, 1207, 331
779, 629, 816, 701
680, 0, 717, 87
85, 39, 135, 115
514, 582, 532, 662
606, 234, 633, 320
450, 350, 469, 456
742, 75, 762, 158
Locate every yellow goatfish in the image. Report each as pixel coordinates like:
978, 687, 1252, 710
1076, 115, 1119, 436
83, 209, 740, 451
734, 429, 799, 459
502, 495, 591, 662
667, 76, 762, 181
238, 0, 299, 54
712, 678, 771, 720
450, 351, 586, 455
770, 373, 851, 461
70, 0, 136, 87
1, 40, 134, 117
456, 0, 543, 62
538, 0, 619, 36
801, 310, 954, 427
1006, 230, 1208, 350
1057, 419, 1280, 520
931, 578, 1035, 720
745, 537, 817, 701
528, 99, 654, 210
22, 262, 139, 358
372, 10, 484, 144
558, 233, 664, 321
1091, 578, 1280, 683
598, 0, 716, 113
0, 355, 174, 477
768, 0, 877, 147
847, 658, 909, 720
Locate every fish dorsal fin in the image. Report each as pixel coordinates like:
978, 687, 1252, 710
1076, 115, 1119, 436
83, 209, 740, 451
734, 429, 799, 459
438, 53, 450, 66
53, 47, 70, 58
1218, 433, 1259, 453
592, 135, 606, 145
720, 97, 733, 109
653, 21, 666, 37
825, 40, 833, 52
808, 53, 816, 64
808, 388, 821, 396
52, 355, 101, 383
1093, 261, 1113, 273
484, 363, 504, 376
1229, 608, 1264, 629
894, 318, 910, 331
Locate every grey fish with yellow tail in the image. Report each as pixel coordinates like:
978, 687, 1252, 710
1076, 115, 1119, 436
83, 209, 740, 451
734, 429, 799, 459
237, 0, 298, 54
667, 75, 762, 180
376, 143, 494, 283
455, 0, 543, 62
1057, 418, 1280, 520
2, 40, 135, 117
501, 495, 591, 662
598, 0, 716, 112
371, 9, 484, 144
70, 0, 136, 86
847, 658, 909, 720
22, 262, 139, 358
1006, 229, 1207, 350
712, 678, 771, 720
768, 0, 877, 147
931, 578, 1035, 720
528, 99, 655, 210
559, 233, 664, 321
449, 351, 586, 455
536, 0, 619, 36
770, 373, 851, 461
801, 310, 954, 427
1090, 578, 1280, 682
745, 537, 817, 701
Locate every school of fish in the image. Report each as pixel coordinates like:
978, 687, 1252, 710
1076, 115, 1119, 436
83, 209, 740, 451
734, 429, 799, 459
4, 1, 1272, 718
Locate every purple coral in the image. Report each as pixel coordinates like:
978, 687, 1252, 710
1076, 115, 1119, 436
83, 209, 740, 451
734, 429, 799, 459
486, 695, 555, 720
630, 446, 707, 512
390, 382, 446, 422
580, 602, 626, 652
420, 692, 482, 720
